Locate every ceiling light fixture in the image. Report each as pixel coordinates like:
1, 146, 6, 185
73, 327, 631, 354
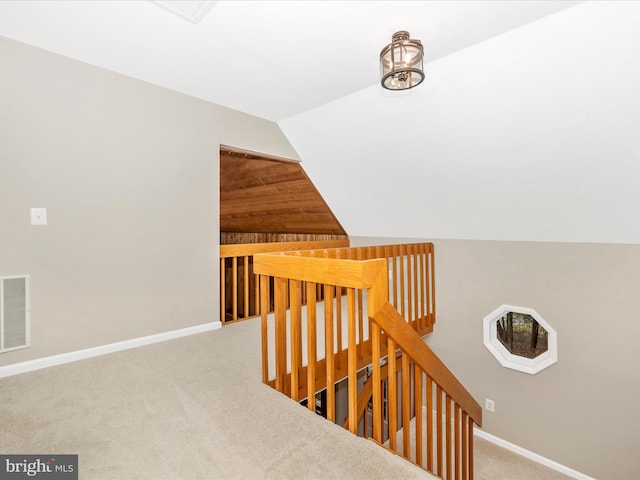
380, 31, 425, 90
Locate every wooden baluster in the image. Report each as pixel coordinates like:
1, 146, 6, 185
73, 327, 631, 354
357, 288, 364, 337
446, 394, 452, 480
328, 249, 342, 371
253, 258, 260, 317
290, 280, 302, 400
274, 277, 288, 392
407, 246, 412, 321
399, 248, 406, 320
402, 353, 411, 458
430, 244, 436, 325
243, 255, 250, 319
260, 275, 270, 384
357, 289, 364, 356
424, 246, 430, 329
372, 323, 382, 443
387, 247, 393, 308
306, 282, 317, 412
420, 244, 427, 331
425, 244, 430, 321
335, 288, 342, 368
347, 287, 358, 434
416, 244, 421, 322
220, 258, 226, 324
407, 245, 414, 325
455, 403, 461, 480
388, 340, 398, 452
462, 411, 468, 480
392, 244, 399, 311
324, 284, 335, 422
414, 365, 423, 468
468, 417, 474, 480
232, 256, 238, 322
381, 245, 389, 304
426, 375, 433, 473
300, 280, 306, 306
436, 385, 443, 478
412, 246, 419, 329
414, 246, 420, 330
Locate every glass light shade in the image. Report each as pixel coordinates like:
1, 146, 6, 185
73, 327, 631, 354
380, 31, 425, 90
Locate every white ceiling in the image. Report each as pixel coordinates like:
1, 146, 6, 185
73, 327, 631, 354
3, 1, 640, 244
0, 0, 580, 122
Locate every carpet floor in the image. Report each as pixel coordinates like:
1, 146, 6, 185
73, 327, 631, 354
0, 318, 573, 480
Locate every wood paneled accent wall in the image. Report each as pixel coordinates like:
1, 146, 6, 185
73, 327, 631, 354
220, 146, 347, 241
221, 232, 348, 245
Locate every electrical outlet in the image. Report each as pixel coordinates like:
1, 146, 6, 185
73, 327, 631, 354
485, 398, 495, 412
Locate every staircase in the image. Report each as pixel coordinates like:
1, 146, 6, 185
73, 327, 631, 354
253, 243, 482, 480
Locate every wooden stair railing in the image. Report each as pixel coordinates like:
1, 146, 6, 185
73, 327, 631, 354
253, 243, 481, 480
256, 243, 435, 389
220, 239, 349, 324
371, 302, 482, 479
342, 340, 481, 479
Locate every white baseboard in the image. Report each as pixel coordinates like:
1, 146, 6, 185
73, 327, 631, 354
420, 406, 595, 480
474, 429, 597, 480
0, 321, 222, 379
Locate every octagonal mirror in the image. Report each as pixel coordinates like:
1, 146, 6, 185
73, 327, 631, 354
483, 305, 557, 374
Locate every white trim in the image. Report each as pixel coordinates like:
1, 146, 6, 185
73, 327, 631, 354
0, 321, 222, 378
474, 429, 597, 480
482, 304, 558, 375
420, 406, 595, 480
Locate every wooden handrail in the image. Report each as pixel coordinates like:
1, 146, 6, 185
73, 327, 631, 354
220, 239, 349, 258
373, 302, 482, 426
254, 254, 385, 289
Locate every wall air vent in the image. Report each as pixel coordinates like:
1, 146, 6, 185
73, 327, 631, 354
1, 275, 30, 353
149, 0, 218, 24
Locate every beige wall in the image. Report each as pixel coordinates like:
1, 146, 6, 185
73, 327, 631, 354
352, 236, 640, 479
3, 30, 637, 479
0, 36, 296, 366
215, 105, 300, 161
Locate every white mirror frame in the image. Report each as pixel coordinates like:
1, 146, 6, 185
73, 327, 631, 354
483, 305, 557, 375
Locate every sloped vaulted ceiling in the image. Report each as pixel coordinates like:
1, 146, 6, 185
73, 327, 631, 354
280, 1, 640, 244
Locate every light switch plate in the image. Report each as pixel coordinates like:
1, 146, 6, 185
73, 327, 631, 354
30, 208, 47, 225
